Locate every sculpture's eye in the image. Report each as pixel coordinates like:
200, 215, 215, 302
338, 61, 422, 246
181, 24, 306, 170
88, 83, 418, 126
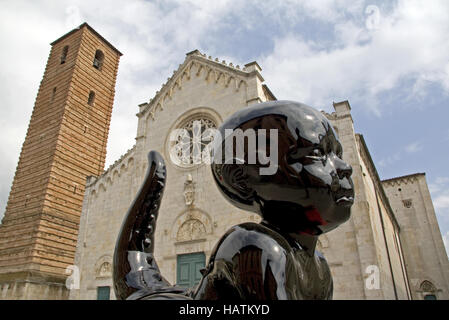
305, 148, 327, 164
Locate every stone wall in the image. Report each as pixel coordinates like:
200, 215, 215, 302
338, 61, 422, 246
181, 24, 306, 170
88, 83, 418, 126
383, 174, 449, 299
321, 102, 410, 299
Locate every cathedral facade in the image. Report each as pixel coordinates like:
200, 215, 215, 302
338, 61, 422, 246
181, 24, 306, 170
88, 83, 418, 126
1, 24, 448, 300
68, 49, 449, 300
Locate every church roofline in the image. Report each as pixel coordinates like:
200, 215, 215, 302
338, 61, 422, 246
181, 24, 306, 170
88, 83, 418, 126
186, 49, 202, 56
86, 144, 136, 188
262, 84, 277, 101
245, 61, 262, 72
321, 110, 337, 120
51, 22, 123, 56
137, 49, 267, 119
185, 49, 255, 76
382, 173, 426, 184
356, 134, 401, 230
333, 100, 351, 110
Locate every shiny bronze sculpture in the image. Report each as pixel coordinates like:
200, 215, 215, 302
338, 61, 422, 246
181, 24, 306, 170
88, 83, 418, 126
113, 101, 354, 300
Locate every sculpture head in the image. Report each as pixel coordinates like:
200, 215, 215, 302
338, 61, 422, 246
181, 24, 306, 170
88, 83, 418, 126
211, 101, 354, 235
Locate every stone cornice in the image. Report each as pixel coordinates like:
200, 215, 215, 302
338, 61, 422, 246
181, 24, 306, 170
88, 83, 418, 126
356, 134, 401, 231
321, 110, 337, 120
51, 22, 123, 56
86, 144, 136, 189
321, 110, 353, 122
136, 50, 261, 122
262, 84, 277, 101
382, 173, 425, 187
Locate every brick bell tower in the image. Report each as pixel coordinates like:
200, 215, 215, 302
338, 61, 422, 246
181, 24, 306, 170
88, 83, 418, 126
0, 23, 121, 299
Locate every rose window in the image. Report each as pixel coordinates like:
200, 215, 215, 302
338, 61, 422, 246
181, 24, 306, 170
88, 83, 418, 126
170, 116, 217, 167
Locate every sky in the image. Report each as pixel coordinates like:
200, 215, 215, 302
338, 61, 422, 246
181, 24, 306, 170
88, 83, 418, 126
0, 0, 448, 255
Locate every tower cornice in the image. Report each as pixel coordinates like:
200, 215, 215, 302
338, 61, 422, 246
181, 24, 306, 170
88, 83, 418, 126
51, 22, 123, 56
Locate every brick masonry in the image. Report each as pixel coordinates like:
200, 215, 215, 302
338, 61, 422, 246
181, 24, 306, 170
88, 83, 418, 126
0, 23, 121, 299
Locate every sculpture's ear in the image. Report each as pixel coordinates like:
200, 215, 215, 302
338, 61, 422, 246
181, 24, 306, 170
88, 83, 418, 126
219, 162, 254, 202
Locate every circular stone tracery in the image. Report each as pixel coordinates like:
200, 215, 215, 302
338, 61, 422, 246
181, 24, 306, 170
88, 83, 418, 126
170, 116, 217, 167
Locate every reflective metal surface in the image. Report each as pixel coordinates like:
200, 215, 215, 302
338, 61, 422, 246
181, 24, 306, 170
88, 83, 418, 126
113, 151, 188, 300
113, 100, 354, 300
192, 222, 333, 299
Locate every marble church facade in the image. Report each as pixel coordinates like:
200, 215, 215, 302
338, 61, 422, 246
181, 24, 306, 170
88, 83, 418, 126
69, 50, 449, 300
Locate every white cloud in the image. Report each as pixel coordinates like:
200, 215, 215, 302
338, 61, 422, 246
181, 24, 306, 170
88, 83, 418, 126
429, 177, 449, 193
430, 177, 449, 209
260, 0, 449, 112
434, 193, 449, 210
405, 142, 422, 153
378, 140, 423, 167
436, 177, 449, 184
378, 152, 401, 168
429, 177, 449, 256
65, 5, 84, 29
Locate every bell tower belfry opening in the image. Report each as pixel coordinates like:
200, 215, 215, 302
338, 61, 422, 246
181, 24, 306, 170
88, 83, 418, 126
0, 23, 121, 299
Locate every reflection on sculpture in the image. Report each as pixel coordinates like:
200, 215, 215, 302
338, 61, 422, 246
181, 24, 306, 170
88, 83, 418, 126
113, 100, 354, 300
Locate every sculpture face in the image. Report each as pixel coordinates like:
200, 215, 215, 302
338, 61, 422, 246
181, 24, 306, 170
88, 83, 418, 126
211, 101, 354, 235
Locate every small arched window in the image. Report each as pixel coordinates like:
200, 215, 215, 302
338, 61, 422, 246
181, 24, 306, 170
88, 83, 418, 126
60, 46, 69, 64
93, 50, 104, 70
88, 91, 95, 106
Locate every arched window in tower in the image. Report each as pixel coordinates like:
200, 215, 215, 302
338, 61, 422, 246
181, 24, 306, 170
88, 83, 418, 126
88, 91, 95, 106
93, 50, 104, 70
60, 46, 69, 64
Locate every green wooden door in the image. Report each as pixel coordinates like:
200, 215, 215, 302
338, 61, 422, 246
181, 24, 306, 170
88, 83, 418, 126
97, 286, 110, 300
177, 252, 205, 288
